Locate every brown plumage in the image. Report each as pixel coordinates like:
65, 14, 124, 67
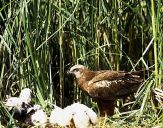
68, 64, 144, 116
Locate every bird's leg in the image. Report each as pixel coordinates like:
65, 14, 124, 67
96, 100, 115, 116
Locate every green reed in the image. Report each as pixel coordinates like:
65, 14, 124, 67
0, 0, 162, 127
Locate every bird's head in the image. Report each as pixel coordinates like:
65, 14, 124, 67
68, 64, 86, 79
19, 88, 32, 104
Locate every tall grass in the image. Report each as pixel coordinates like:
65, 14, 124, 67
0, 0, 162, 127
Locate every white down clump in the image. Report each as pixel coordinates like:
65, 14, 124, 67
5, 88, 32, 109
19, 88, 32, 104
50, 103, 97, 128
5, 88, 32, 121
28, 104, 47, 126
5, 88, 47, 126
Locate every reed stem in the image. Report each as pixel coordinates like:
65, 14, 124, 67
151, 0, 158, 87
59, 0, 64, 107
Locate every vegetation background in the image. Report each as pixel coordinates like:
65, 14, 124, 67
0, 0, 162, 127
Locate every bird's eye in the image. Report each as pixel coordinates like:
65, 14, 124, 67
74, 68, 79, 72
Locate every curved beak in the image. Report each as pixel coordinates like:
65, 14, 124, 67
67, 70, 76, 79
67, 70, 72, 74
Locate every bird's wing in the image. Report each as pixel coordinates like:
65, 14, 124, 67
87, 72, 143, 100
88, 71, 129, 85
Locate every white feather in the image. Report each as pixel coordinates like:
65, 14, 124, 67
5, 88, 32, 108
5, 97, 27, 120
5, 97, 23, 108
49, 103, 97, 128
31, 109, 47, 126
72, 109, 90, 128
5, 97, 24, 114
49, 106, 72, 127
64, 103, 97, 128
19, 88, 32, 104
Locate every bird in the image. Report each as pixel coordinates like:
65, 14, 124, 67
5, 88, 32, 121
65, 103, 97, 128
28, 104, 47, 127
49, 105, 73, 127
5, 97, 28, 121
5, 88, 48, 127
68, 64, 144, 116
49, 103, 97, 128
19, 88, 32, 104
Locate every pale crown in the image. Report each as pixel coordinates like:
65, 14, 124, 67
69, 65, 86, 78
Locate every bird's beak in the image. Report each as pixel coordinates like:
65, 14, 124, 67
67, 70, 73, 75
67, 70, 75, 77
67, 70, 71, 74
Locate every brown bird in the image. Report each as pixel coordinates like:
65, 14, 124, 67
68, 64, 144, 116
